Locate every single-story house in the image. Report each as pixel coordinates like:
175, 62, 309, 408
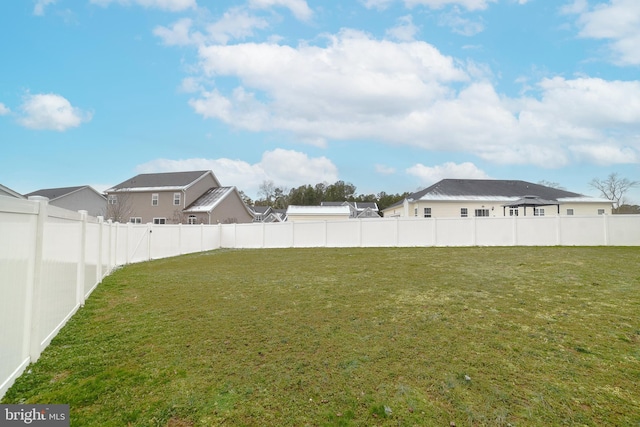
104, 170, 254, 224
25, 185, 106, 217
382, 179, 613, 218
286, 205, 351, 222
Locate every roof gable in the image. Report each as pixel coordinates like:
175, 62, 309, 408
184, 186, 255, 217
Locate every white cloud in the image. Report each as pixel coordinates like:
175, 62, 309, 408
191, 29, 468, 136
206, 8, 270, 44
249, 0, 313, 21
34, 0, 56, 16
362, 0, 497, 11
569, 0, 640, 65
438, 7, 485, 36
406, 162, 490, 185
154, 18, 201, 46
90, 0, 196, 12
0, 103, 10, 115
18, 93, 92, 131
179, 28, 640, 169
135, 149, 338, 197
386, 15, 419, 41
154, 9, 271, 46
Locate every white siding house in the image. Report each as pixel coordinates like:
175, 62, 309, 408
383, 179, 613, 218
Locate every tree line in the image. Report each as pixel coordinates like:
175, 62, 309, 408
241, 180, 411, 212
240, 173, 639, 214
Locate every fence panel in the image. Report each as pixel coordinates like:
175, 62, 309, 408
0, 198, 38, 399
361, 218, 398, 247
608, 215, 640, 245
235, 223, 264, 248
38, 207, 83, 352
292, 222, 326, 247
475, 217, 515, 246
326, 221, 360, 247
558, 216, 604, 246
263, 222, 294, 248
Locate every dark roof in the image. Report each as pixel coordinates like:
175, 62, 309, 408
388, 179, 583, 209
109, 171, 215, 191
25, 186, 89, 200
414, 179, 581, 199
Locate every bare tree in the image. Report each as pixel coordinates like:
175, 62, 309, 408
537, 180, 565, 190
589, 173, 639, 211
104, 192, 134, 223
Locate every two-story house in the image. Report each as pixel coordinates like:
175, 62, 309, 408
104, 170, 254, 224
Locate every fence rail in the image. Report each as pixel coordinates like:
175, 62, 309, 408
1, 195, 639, 398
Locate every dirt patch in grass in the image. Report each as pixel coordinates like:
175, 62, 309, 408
3, 247, 640, 426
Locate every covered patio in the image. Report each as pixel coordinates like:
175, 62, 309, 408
503, 195, 560, 216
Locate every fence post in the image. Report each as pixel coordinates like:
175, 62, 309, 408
26, 196, 48, 362
126, 222, 132, 264
603, 214, 610, 246
433, 218, 438, 247
147, 223, 152, 261
96, 216, 104, 283
77, 211, 88, 307
106, 220, 113, 273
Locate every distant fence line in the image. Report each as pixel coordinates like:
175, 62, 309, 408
1, 196, 639, 398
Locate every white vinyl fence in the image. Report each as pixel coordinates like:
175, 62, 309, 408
1, 195, 639, 398
0, 196, 219, 398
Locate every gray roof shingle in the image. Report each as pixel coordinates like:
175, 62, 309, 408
109, 171, 213, 191
388, 179, 584, 209
26, 186, 90, 200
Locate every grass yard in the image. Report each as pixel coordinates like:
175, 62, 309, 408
3, 247, 640, 426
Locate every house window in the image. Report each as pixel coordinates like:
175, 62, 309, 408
173, 193, 181, 206
153, 218, 166, 225
509, 208, 519, 217
474, 209, 490, 217
130, 217, 142, 224
597, 209, 605, 215
534, 208, 545, 216
566, 209, 574, 216
188, 215, 197, 224
414, 208, 418, 217
108, 195, 117, 205
424, 207, 432, 218
461, 208, 468, 217
151, 194, 159, 206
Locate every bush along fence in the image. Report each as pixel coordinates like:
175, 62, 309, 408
1, 195, 639, 398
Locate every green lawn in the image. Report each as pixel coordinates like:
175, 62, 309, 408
3, 247, 640, 426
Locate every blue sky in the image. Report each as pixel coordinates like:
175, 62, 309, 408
1, 0, 639, 203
